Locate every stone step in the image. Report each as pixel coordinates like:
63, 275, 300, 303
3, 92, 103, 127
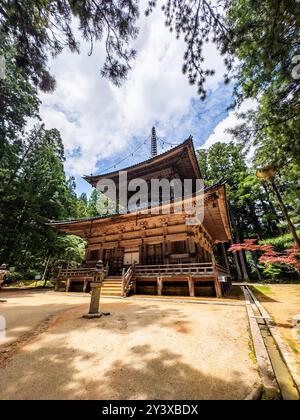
102, 284, 122, 288
103, 280, 122, 283
103, 282, 122, 286
101, 291, 122, 296
104, 281, 122, 283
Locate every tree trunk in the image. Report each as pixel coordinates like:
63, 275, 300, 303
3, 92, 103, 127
232, 212, 250, 281
221, 243, 231, 274
239, 250, 249, 281
42, 255, 51, 287
270, 179, 300, 250
228, 205, 245, 281
252, 257, 262, 281
262, 183, 284, 234
233, 250, 242, 280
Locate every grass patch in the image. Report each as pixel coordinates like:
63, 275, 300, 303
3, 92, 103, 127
4, 279, 54, 289
252, 285, 271, 297
248, 336, 257, 365
286, 338, 299, 355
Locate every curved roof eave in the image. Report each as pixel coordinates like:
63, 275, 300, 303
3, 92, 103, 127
83, 137, 202, 185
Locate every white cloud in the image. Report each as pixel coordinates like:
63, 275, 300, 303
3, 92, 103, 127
201, 99, 257, 149
39, 5, 227, 177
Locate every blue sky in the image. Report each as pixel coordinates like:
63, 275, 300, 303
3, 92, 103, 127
38, 3, 242, 198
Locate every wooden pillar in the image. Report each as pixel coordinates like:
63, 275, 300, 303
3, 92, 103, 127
212, 255, 222, 298
187, 238, 196, 262
204, 249, 209, 262
66, 278, 72, 292
214, 279, 222, 298
197, 244, 204, 263
207, 249, 213, 262
188, 278, 195, 297
55, 279, 61, 292
83, 280, 89, 293
141, 241, 147, 265
157, 277, 163, 296
163, 237, 167, 264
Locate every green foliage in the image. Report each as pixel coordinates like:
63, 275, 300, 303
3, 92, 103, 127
198, 142, 280, 241
262, 264, 282, 281
0, 37, 40, 142
225, 1, 300, 227
260, 231, 300, 251
0, 123, 88, 276
47, 235, 86, 276
0, 0, 139, 90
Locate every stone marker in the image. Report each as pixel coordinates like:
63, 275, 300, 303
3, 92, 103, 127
83, 260, 110, 319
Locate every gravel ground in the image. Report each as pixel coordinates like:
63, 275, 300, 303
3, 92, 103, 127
0, 290, 259, 400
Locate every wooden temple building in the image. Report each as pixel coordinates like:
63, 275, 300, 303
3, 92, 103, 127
51, 135, 232, 298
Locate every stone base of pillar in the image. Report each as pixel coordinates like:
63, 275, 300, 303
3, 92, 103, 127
83, 311, 110, 319
83, 312, 102, 319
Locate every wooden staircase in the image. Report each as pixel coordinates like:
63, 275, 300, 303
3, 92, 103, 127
55, 264, 135, 297
100, 276, 123, 297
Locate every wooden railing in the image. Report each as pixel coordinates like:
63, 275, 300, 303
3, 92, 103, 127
122, 264, 136, 297
58, 263, 109, 280
216, 264, 230, 277
58, 267, 96, 279
134, 262, 230, 278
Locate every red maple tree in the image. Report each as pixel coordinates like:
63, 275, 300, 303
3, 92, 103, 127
228, 239, 300, 275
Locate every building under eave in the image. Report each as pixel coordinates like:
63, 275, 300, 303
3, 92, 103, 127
51, 137, 232, 298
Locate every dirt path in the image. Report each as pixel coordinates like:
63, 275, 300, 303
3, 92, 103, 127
0, 290, 90, 347
0, 290, 258, 400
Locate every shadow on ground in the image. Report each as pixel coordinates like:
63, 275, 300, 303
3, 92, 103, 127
0, 341, 252, 400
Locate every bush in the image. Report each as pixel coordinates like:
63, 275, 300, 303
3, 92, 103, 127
4, 271, 23, 283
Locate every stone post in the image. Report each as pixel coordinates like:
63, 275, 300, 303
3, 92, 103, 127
83, 260, 109, 319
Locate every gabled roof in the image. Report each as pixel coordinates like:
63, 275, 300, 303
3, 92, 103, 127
83, 137, 202, 187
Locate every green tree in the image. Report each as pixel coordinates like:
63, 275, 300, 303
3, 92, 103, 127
0, 125, 83, 271
198, 141, 282, 279
47, 234, 86, 277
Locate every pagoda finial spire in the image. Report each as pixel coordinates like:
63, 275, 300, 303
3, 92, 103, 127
151, 126, 157, 157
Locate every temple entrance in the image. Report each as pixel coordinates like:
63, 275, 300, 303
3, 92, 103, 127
123, 249, 140, 266
103, 247, 124, 275
144, 243, 163, 265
